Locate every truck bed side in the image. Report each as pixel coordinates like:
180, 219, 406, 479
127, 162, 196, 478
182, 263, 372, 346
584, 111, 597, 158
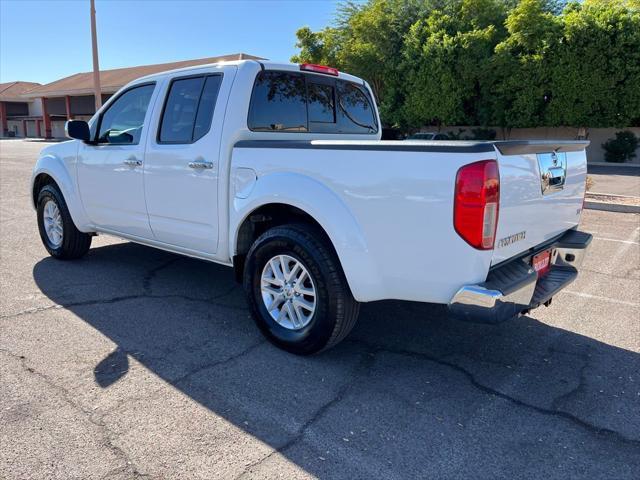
230, 140, 498, 303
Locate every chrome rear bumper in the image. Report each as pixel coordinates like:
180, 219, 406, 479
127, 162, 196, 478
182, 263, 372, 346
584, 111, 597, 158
448, 229, 592, 324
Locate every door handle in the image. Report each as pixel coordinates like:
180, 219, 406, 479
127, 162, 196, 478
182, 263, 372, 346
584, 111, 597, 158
188, 160, 214, 169
123, 156, 142, 167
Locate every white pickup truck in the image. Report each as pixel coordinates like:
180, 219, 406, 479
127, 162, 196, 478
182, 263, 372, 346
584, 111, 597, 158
31, 60, 592, 354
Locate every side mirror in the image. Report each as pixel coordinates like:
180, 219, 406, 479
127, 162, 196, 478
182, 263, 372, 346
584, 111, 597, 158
65, 120, 91, 142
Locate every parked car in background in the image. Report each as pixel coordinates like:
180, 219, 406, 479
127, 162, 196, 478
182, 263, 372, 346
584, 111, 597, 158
31, 60, 591, 355
407, 132, 449, 140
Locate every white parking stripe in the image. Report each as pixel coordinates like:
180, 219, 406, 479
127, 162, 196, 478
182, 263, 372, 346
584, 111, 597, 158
563, 227, 640, 308
594, 237, 640, 245
563, 291, 639, 307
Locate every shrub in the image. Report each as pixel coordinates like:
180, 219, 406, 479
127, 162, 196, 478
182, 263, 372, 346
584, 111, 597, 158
602, 130, 639, 163
446, 129, 467, 140
470, 128, 497, 140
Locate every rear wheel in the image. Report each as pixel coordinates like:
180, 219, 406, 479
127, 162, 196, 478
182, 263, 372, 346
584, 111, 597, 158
243, 224, 359, 355
37, 184, 92, 259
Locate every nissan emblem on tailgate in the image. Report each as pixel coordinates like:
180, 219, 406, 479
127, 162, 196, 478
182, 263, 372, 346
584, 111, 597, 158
537, 151, 567, 195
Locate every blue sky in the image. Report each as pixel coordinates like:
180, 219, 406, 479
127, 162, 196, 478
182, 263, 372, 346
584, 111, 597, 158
0, 0, 345, 84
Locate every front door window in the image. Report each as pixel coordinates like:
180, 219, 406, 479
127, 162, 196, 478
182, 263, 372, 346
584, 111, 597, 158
97, 84, 155, 145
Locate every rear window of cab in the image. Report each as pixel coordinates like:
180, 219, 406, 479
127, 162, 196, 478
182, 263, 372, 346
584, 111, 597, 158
248, 70, 378, 134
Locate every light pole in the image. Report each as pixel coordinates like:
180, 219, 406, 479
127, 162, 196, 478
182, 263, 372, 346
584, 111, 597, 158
90, 0, 102, 110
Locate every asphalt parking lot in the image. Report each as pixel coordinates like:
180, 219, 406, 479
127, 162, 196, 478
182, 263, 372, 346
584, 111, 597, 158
1, 139, 639, 480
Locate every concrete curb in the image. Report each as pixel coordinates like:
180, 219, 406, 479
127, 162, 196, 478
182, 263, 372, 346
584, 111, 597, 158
585, 193, 640, 214
585, 201, 640, 214
24, 138, 65, 143
588, 192, 639, 198
588, 162, 640, 168
587, 161, 640, 169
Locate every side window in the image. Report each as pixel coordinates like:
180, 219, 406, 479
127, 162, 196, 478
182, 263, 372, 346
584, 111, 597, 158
159, 75, 223, 143
248, 71, 307, 132
336, 81, 377, 134
97, 84, 154, 145
193, 75, 222, 141
159, 77, 204, 143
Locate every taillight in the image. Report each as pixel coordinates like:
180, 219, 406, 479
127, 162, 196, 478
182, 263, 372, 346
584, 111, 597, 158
300, 63, 339, 76
454, 160, 500, 250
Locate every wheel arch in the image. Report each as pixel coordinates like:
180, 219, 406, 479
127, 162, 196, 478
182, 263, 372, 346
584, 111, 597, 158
231, 173, 383, 301
31, 154, 92, 232
32, 172, 60, 208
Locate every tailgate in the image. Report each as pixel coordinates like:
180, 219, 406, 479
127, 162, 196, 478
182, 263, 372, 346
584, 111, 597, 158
491, 141, 589, 265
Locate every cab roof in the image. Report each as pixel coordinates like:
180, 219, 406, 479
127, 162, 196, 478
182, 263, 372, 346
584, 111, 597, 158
133, 59, 367, 88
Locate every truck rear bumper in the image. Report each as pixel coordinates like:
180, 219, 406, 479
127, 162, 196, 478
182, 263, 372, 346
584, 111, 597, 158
448, 229, 592, 324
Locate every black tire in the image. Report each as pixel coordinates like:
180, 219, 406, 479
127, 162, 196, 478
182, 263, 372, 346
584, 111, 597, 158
37, 184, 92, 259
243, 224, 360, 355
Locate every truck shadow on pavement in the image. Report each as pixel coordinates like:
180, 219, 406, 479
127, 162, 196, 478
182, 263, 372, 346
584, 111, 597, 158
33, 242, 640, 479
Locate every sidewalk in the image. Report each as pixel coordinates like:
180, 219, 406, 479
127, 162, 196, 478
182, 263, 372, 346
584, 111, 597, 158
587, 164, 640, 197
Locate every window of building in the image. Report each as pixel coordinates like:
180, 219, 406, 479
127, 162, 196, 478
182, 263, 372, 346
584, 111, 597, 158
97, 84, 155, 145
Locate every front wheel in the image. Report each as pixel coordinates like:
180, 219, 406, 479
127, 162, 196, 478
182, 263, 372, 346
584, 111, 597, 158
37, 184, 92, 259
243, 224, 360, 355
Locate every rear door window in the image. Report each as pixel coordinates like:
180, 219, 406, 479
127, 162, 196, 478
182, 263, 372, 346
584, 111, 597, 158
159, 74, 223, 143
193, 75, 223, 141
159, 77, 203, 143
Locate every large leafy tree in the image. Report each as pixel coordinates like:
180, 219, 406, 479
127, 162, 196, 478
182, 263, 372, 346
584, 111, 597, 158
293, 0, 432, 124
487, 0, 561, 128
401, 0, 509, 127
292, 0, 640, 130
546, 0, 640, 127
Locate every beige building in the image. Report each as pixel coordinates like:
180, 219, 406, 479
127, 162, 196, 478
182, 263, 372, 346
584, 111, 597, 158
0, 81, 43, 137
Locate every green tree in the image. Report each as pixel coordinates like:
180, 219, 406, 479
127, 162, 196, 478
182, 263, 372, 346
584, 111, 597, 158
291, 0, 640, 129
487, 0, 561, 128
546, 0, 640, 127
292, 0, 432, 124
401, 0, 509, 128
290, 26, 343, 67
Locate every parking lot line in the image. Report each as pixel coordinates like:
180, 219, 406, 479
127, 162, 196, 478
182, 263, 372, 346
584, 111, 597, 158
593, 236, 640, 245
563, 290, 640, 307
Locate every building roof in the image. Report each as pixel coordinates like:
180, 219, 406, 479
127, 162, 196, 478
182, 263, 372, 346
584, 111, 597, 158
22, 53, 264, 98
0, 81, 42, 102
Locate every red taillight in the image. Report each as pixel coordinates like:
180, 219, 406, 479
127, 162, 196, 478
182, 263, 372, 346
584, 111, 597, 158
300, 63, 339, 76
454, 160, 500, 250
